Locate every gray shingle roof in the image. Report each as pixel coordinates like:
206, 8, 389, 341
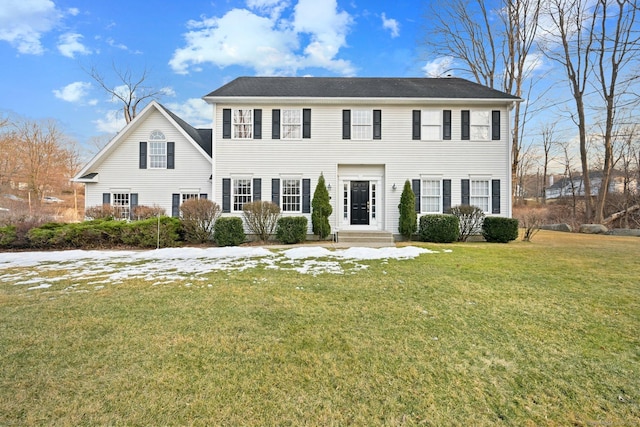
157, 103, 212, 157
205, 77, 520, 100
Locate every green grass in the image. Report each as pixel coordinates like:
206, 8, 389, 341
1, 231, 639, 426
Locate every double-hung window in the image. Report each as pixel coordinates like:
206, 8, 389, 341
470, 179, 490, 212
282, 109, 302, 139
149, 130, 167, 169
470, 111, 490, 141
421, 179, 442, 213
233, 109, 253, 139
351, 110, 372, 140
421, 110, 441, 140
112, 193, 130, 219
181, 193, 199, 203
233, 178, 252, 211
281, 178, 301, 212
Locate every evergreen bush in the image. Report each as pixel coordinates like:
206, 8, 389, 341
213, 217, 245, 246
482, 217, 519, 243
312, 174, 332, 240
448, 205, 485, 242
121, 217, 181, 248
418, 214, 459, 243
0, 225, 17, 248
398, 180, 417, 240
276, 217, 308, 244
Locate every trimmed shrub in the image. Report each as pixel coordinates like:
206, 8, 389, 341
448, 205, 485, 242
276, 216, 308, 244
243, 201, 280, 242
84, 204, 117, 220
213, 217, 245, 246
482, 217, 519, 243
419, 214, 459, 243
121, 217, 181, 248
0, 225, 17, 248
398, 180, 417, 240
180, 199, 221, 243
27, 222, 66, 248
312, 174, 332, 239
132, 205, 166, 220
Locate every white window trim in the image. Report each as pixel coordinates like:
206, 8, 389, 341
421, 110, 442, 141
280, 176, 302, 213
148, 130, 167, 169
232, 109, 253, 140
351, 109, 373, 140
469, 176, 491, 213
470, 110, 491, 141
281, 109, 302, 140
231, 176, 253, 212
420, 176, 443, 214
111, 192, 130, 220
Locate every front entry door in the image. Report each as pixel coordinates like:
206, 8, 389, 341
350, 181, 370, 225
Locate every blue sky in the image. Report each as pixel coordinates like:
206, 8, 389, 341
0, 0, 434, 152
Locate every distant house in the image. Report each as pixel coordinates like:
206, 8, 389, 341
545, 171, 639, 200
74, 77, 520, 239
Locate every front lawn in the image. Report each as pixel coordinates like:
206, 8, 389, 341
0, 231, 638, 425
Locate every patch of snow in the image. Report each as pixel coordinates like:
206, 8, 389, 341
27, 283, 52, 290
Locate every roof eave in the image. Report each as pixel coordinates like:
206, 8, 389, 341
203, 96, 523, 105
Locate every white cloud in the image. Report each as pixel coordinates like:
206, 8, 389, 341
0, 0, 62, 54
381, 13, 399, 38
165, 98, 212, 128
160, 86, 176, 97
67, 7, 80, 16
169, 0, 354, 76
57, 32, 91, 58
422, 56, 455, 77
53, 81, 92, 103
94, 110, 126, 134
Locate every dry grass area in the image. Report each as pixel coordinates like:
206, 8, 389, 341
1, 231, 639, 425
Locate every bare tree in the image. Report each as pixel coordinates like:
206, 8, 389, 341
592, 0, 640, 222
87, 64, 165, 124
540, 122, 559, 204
422, 0, 541, 200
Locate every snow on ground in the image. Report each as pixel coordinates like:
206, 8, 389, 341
0, 246, 445, 293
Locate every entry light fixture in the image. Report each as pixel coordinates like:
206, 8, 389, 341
392, 183, 397, 190
327, 183, 332, 191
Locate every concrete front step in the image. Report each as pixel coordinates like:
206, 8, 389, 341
337, 230, 395, 246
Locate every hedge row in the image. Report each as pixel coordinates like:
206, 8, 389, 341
417, 213, 518, 243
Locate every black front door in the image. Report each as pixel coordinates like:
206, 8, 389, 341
350, 181, 370, 225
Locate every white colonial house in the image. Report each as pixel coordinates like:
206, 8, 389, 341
74, 77, 520, 240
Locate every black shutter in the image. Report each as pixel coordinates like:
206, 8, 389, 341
462, 179, 470, 205
222, 109, 231, 139
443, 110, 452, 140
272, 178, 280, 206
172, 193, 180, 217
253, 178, 261, 201
130, 193, 138, 220
443, 179, 452, 212
139, 142, 147, 169
373, 109, 382, 140
342, 110, 351, 139
167, 141, 175, 169
222, 178, 231, 213
492, 179, 501, 214
272, 109, 280, 139
303, 108, 311, 138
103, 193, 110, 205
412, 179, 421, 213
492, 110, 500, 140
253, 109, 262, 139
302, 178, 311, 213
461, 110, 470, 140
412, 110, 421, 140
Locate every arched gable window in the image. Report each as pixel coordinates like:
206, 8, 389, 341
149, 130, 167, 168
